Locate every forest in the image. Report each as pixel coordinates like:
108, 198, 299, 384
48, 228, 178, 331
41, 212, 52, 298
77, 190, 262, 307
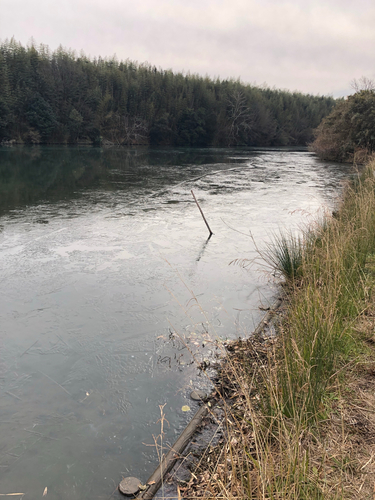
0, 39, 336, 147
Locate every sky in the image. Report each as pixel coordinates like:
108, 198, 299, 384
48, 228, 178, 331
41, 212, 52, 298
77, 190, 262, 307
1, 0, 375, 97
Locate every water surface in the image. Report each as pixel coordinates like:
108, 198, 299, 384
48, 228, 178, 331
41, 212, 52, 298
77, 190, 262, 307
0, 146, 352, 499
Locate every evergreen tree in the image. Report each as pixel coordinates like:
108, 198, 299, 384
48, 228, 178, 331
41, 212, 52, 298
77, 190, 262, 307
0, 39, 336, 146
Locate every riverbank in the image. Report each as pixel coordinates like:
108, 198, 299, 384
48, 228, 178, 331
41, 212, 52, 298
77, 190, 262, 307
179, 161, 375, 499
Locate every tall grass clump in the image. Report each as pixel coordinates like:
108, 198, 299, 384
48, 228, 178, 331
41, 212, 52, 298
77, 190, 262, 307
262, 230, 305, 282
273, 163, 375, 416
186, 161, 375, 499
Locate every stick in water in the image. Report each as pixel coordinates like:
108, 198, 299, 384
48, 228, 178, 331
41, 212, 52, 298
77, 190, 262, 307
191, 190, 213, 237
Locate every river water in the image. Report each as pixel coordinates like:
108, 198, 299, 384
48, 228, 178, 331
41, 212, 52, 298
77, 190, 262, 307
0, 146, 352, 499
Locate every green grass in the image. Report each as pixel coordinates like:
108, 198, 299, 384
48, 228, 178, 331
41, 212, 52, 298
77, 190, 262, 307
266, 166, 375, 424
185, 161, 375, 499
262, 230, 305, 282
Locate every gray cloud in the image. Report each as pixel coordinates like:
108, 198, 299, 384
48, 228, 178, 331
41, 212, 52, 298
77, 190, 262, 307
1, 0, 375, 96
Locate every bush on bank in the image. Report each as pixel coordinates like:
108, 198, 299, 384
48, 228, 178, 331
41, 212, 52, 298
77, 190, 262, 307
310, 90, 375, 163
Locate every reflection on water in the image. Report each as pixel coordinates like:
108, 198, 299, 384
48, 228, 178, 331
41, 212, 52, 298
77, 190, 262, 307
0, 146, 263, 214
0, 146, 352, 499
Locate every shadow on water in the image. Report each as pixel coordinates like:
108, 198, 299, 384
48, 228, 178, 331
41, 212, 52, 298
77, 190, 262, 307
196, 235, 213, 262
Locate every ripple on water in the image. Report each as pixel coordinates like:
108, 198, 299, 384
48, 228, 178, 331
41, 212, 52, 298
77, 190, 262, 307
0, 147, 354, 498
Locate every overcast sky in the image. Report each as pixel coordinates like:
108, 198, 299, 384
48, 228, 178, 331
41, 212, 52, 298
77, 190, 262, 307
1, 0, 374, 97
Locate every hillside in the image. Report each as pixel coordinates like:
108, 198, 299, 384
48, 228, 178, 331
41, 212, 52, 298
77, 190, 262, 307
0, 39, 335, 147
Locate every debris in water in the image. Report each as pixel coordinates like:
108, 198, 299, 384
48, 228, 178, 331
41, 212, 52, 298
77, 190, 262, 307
0, 494, 25, 497
5, 391, 22, 401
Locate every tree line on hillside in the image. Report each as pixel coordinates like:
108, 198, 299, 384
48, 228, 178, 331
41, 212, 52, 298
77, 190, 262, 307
310, 78, 375, 163
0, 39, 336, 147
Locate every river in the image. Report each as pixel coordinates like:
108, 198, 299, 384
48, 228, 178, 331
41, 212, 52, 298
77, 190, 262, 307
0, 146, 352, 499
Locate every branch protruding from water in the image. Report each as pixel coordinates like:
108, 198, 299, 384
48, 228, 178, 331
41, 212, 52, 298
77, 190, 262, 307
191, 190, 213, 238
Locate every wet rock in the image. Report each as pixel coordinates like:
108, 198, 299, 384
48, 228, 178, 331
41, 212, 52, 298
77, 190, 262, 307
119, 477, 141, 496
190, 390, 207, 401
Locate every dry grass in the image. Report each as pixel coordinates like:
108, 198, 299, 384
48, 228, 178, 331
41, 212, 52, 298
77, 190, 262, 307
180, 318, 375, 500
179, 161, 375, 499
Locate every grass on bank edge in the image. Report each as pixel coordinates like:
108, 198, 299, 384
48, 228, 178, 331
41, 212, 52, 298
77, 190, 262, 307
181, 160, 375, 499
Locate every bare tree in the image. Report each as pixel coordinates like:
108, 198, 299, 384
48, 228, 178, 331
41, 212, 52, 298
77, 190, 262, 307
226, 90, 255, 146
110, 114, 149, 145
121, 115, 148, 145
350, 76, 375, 93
